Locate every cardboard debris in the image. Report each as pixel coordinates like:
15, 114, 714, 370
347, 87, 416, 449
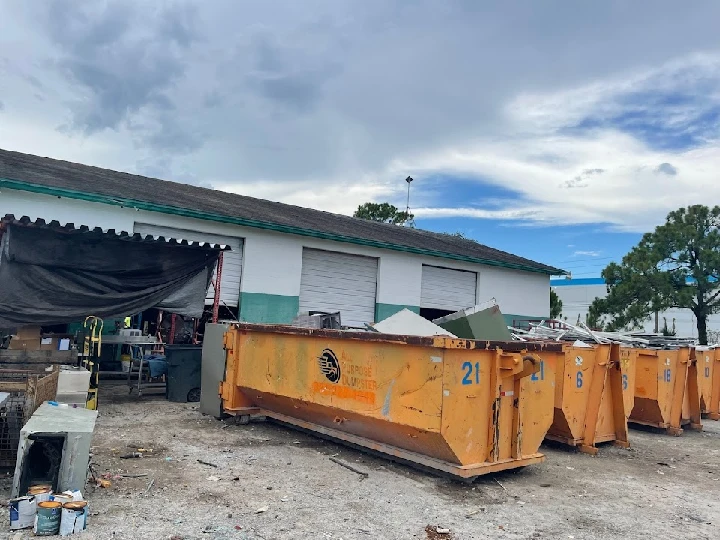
373, 309, 456, 338
433, 301, 512, 341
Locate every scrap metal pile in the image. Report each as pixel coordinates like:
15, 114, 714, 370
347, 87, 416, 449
511, 319, 699, 348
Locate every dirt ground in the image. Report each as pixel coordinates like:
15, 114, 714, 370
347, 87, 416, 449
1, 383, 718, 540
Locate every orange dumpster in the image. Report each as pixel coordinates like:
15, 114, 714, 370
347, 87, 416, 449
697, 348, 720, 420
543, 344, 634, 455
219, 323, 562, 480
629, 347, 702, 435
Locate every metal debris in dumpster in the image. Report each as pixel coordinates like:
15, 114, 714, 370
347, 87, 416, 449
219, 323, 562, 479
629, 347, 702, 435
543, 344, 635, 454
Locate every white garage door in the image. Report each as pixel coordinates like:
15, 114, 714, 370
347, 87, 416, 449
134, 223, 243, 308
421, 265, 477, 311
299, 249, 378, 327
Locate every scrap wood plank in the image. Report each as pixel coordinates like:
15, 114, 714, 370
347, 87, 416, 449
0, 381, 28, 392
0, 350, 75, 364
0, 364, 55, 373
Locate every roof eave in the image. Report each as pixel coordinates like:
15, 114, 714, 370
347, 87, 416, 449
0, 178, 564, 275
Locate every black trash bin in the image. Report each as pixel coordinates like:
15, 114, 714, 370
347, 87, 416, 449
165, 344, 202, 403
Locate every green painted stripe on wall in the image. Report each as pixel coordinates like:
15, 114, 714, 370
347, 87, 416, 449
239, 293, 299, 324
375, 303, 420, 322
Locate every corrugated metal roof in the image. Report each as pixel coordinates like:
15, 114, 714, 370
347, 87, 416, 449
0, 148, 564, 275
0, 215, 230, 251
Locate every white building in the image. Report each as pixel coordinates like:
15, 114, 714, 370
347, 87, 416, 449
0, 149, 561, 326
552, 277, 720, 338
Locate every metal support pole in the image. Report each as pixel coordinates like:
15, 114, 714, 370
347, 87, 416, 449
212, 251, 224, 324
169, 313, 176, 345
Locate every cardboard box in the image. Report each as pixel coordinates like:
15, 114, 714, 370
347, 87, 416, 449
15, 326, 41, 340
40, 337, 58, 351
39, 334, 74, 351
8, 337, 42, 351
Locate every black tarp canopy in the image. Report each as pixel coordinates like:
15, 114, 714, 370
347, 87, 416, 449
0, 215, 227, 327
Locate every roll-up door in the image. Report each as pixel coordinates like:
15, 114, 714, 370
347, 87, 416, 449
134, 223, 243, 307
299, 248, 378, 327
421, 265, 477, 311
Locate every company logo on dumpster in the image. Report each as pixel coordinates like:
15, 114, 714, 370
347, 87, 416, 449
317, 349, 341, 383
313, 348, 377, 405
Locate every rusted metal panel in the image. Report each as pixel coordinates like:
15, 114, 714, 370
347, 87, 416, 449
221, 324, 556, 479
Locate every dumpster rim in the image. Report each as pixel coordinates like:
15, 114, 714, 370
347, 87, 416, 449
228, 323, 563, 352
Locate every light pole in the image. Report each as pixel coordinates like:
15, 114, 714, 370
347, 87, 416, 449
405, 176, 414, 220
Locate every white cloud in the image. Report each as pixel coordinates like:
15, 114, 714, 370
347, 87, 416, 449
573, 250, 602, 257
0, 2, 719, 233
393, 54, 720, 231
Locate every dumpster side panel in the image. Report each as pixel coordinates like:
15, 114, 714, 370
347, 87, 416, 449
631, 350, 665, 427
551, 352, 564, 409
244, 389, 459, 461
619, 348, 637, 419
631, 348, 694, 433
595, 379, 617, 442
698, 350, 713, 412
440, 350, 493, 464
594, 345, 635, 443
681, 348, 702, 430
520, 353, 556, 457
710, 349, 720, 418
220, 324, 560, 476
232, 332, 445, 429
660, 350, 681, 424
559, 348, 596, 441
697, 349, 720, 417
711, 349, 720, 419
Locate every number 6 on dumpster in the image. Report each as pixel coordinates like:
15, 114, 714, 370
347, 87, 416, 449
576, 371, 583, 389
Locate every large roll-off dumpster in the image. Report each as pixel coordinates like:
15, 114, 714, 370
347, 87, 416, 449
697, 348, 720, 420
544, 344, 635, 454
220, 324, 562, 479
629, 347, 702, 435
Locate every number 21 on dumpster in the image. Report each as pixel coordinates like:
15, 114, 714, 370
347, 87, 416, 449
461, 362, 480, 385
530, 360, 545, 382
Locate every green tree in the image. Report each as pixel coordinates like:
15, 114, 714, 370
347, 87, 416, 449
588, 205, 720, 344
550, 289, 562, 319
586, 298, 609, 331
354, 202, 414, 225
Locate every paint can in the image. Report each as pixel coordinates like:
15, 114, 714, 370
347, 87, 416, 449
9, 495, 36, 530
60, 501, 88, 536
52, 492, 75, 505
34, 500, 62, 536
28, 485, 54, 503
121, 353, 132, 372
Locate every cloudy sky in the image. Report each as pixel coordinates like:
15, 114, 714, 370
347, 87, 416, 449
1, 1, 720, 277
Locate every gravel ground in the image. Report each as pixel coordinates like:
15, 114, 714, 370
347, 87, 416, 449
0, 383, 718, 540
